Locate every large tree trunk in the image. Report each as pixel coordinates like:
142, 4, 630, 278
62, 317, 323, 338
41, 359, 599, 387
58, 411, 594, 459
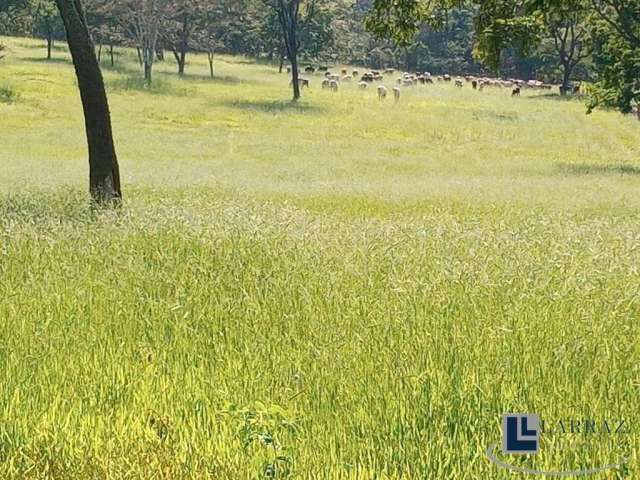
55, 0, 122, 203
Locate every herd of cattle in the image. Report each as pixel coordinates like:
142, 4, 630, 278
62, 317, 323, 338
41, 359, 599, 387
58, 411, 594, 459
288, 66, 575, 101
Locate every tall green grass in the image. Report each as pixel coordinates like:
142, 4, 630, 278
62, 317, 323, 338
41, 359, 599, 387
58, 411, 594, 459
0, 36, 639, 479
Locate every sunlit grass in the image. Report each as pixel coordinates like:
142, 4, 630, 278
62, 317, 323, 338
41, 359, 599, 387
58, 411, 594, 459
1, 35, 640, 479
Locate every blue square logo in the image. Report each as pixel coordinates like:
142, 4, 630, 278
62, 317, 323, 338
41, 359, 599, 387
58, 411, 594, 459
502, 414, 540, 455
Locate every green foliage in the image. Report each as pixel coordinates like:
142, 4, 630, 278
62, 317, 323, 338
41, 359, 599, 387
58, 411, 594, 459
364, 0, 638, 113
229, 402, 300, 478
0, 0, 31, 36
473, 4, 542, 71
587, 0, 640, 114
0, 83, 18, 102
365, 0, 429, 46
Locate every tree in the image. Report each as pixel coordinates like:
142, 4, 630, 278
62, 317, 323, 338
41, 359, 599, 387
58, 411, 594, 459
535, 0, 590, 95
262, 0, 327, 100
84, 0, 123, 67
587, 0, 640, 115
162, 0, 206, 75
266, 0, 303, 100
257, 7, 286, 70
28, 0, 62, 59
55, 0, 121, 202
192, 0, 238, 78
116, 0, 167, 85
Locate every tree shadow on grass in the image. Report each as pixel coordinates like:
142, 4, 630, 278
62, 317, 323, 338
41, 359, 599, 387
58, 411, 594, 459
526, 93, 584, 103
101, 62, 258, 87
107, 75, 196, 97
173, 72, 260, 86
101, 61, 138, 75
556, 162, 640, 176
19, 42, 68, 52
22, 56, 71, 64
214, 98, 325, 114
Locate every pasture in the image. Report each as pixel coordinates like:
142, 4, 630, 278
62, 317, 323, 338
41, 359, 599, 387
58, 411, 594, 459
1, 35, 640, 478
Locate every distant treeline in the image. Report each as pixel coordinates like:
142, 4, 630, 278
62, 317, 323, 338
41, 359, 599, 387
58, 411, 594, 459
0, 0, 590, 82
2, 0, 638, 115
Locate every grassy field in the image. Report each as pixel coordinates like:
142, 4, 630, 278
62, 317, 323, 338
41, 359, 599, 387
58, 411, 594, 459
1, 35, 640, 479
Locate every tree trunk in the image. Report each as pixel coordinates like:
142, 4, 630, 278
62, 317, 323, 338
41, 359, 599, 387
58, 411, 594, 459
178, 50, 186, 75
47, 31, 52, 60
144, 61, 152, 84
177, 13, 188, 75
278, 52, 284, 73
207, 51, 214, 78
109, 43, 114, 67
142, 39, 156, 86
278, 0, 301, 101
172, 47, 186, 76
290, 50, 300, 100
287, 22, 300, 100
560, 62, 571, 96
97, 43, 102, 62
55, 0, 122, 203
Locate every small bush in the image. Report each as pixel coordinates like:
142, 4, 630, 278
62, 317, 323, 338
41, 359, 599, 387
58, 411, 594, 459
0, 84, 19, 103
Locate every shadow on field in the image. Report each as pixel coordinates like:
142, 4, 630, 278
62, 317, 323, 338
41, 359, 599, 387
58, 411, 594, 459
20, 43, 68, 52
107, 75, 196, 97
23, 56, 71, 64
556, 162, 640, 176
526, 93, 583, 103
101, 61, 258, 88
178, 73, 259, 86
214, 98, 325, 114
100, 61, 137, 75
